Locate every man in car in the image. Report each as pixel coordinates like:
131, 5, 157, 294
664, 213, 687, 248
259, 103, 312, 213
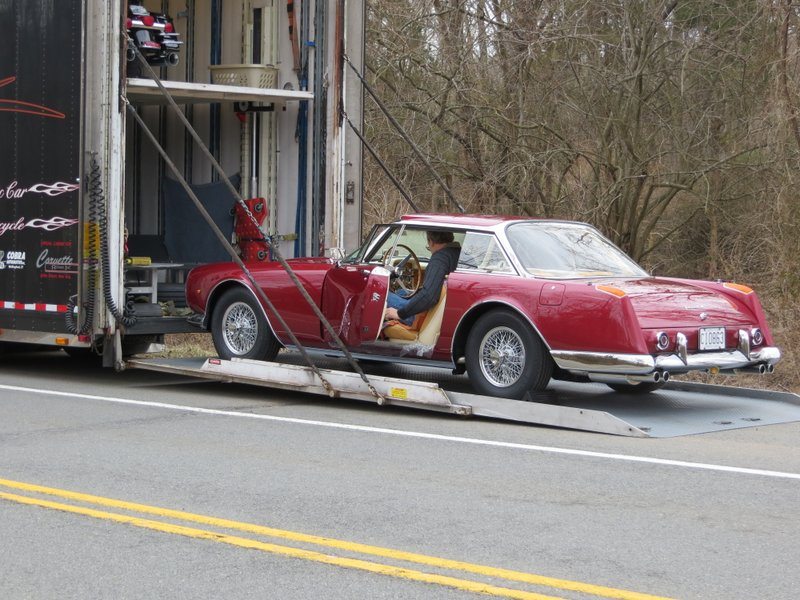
384, 230, 461, 326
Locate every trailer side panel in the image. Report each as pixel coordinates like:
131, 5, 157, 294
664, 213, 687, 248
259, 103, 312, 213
0, 0, 83, 333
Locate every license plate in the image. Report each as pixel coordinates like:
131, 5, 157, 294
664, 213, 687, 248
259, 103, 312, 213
699, 327, 725, 351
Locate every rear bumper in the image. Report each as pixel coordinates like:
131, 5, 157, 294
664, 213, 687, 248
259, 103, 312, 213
552, 346, 782, 375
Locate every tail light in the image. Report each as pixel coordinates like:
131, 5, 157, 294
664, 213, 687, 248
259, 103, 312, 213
655, 331, 670, 350
165, 22, 175, 33
142, 15, 155, 27
126, 18, 132, 29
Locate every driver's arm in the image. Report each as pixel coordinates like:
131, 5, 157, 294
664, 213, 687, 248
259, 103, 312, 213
397, 256, 448, 321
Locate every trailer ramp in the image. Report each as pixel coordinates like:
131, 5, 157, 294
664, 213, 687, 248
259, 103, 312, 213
126, 357, 649, 437
305, 358, 800, 438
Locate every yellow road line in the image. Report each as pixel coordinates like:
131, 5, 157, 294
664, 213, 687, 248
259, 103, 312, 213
0, 477, 673, 600
0, 490, 562, 600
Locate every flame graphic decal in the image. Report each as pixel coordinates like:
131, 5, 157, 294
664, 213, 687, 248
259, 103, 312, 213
27, 182, 80, 197
25, 217, 79, 231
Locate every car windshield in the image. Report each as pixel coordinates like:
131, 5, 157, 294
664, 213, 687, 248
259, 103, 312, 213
505, 222, 648, 279
341, 225, 391, 264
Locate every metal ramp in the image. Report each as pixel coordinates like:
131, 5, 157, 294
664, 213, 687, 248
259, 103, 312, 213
126, 356, 800, 438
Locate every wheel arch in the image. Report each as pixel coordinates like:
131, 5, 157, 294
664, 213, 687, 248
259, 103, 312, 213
451, 300, 551, 365
203, 279, 281, 344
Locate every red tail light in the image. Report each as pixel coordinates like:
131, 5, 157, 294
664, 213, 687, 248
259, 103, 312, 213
126, 18, 132, 29
142, 15, 155, 27
164, 22, 174, 33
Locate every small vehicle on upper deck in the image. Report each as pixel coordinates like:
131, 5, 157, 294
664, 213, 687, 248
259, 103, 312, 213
184, 214, 781, 399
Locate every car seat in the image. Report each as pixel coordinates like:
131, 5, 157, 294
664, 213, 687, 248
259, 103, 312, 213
382, 285, 447, 346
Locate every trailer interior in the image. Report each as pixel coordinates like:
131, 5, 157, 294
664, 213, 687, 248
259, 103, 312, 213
102, 0, 362, 356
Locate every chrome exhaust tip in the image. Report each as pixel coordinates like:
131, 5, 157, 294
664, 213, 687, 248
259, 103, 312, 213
166, 52, 180, 67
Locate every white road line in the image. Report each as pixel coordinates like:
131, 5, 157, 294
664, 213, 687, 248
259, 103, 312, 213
2, 383, 799, 481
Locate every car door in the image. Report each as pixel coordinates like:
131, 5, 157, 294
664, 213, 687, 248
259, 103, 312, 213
320, 264, 390, 347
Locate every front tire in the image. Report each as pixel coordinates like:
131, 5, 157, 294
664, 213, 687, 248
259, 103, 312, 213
211, 287, 280, 361
465, 310, 552, 399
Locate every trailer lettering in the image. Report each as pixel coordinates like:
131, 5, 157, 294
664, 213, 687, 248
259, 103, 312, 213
2, 181, 26, 199
0, 180, 79, 200
0, 217, 78, 236
0, 218, 26, 236
0, 249, 26, 269
36, 249, 77, 271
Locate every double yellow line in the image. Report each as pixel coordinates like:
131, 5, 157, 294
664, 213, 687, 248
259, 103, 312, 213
0, 477, 672, 600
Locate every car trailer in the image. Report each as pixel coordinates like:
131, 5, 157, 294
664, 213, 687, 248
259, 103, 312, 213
122, 25, 800, 440
125, 355, 800, 438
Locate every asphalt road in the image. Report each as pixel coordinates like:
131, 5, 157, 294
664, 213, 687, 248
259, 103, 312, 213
1, 348, 798, 599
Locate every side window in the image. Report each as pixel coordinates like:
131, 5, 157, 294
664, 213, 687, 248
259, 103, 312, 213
365, 227, 465, 265
458, 232, 513, 273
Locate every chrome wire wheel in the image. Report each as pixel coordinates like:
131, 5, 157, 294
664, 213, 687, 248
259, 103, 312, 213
211, 287, 281, 362
466, 309, 553, 399
478, 325, 526, 388
221, 301, 258, 356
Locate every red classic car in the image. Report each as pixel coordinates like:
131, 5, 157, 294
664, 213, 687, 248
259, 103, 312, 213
184, 214, 781, 399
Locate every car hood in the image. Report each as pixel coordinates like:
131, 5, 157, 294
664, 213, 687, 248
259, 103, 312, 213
604, 278, 753, 328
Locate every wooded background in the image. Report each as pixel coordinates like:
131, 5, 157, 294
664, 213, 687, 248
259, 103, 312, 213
360, 0, 800, 391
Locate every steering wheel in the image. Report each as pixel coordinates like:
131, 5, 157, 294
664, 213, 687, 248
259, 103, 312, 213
385, 244, 422, 294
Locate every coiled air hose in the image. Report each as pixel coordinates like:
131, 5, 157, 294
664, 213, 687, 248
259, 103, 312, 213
65, 159, 99, 334
90, 154, 138, 328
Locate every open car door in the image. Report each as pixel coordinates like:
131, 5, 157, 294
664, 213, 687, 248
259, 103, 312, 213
320, 264, 390, 347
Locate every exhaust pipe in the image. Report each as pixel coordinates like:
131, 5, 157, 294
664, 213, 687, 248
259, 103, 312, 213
587, 370, 668, 385
166, 52, 179, 67
732, 363, 771, 375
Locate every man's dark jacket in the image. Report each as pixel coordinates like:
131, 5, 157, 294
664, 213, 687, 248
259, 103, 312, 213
397, 243, 461, 321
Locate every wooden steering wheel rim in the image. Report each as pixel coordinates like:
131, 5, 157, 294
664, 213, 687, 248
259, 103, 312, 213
390, 244, 422, 294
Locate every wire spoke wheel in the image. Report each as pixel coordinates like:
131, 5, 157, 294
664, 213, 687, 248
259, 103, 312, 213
211, 287, 281, 361
478, 326, 526, 387
222, 301, 259, 355
466, 309, 553, 399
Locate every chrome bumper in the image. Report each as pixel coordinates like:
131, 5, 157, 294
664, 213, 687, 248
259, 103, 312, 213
552, 346, 782, 376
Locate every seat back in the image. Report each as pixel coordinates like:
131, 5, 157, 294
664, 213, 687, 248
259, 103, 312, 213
414, 285, 447, 346
382, 285, 448, 345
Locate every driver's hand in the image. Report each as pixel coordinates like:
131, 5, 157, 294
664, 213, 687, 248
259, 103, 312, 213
384, 307, 400, 321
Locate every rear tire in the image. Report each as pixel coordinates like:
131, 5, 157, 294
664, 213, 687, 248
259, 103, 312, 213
465, 309, 552, 399
606, 382, 665, 394
211, 287, 280, 361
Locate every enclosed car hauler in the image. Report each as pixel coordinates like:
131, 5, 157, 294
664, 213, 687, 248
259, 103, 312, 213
0, 0, 363, 364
